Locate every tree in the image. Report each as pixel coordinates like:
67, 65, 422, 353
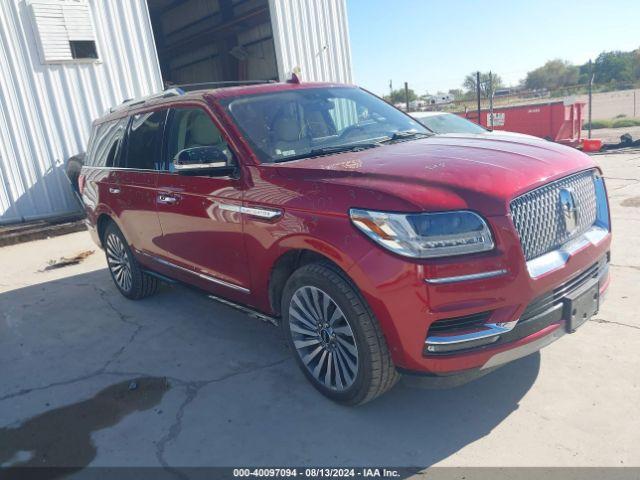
463, 72, 503, 98
524, 59, 579, 90
593, 50, 636, 83
633, 49, 640, 79
384, 88, 417, 104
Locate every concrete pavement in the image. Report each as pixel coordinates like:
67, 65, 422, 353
0, 152, 639, 470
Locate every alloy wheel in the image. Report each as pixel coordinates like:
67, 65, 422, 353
106, 233, 132, 292
289, 286, 359, 391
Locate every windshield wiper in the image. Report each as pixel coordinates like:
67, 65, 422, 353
273, 142, 380, 163
378, 130, 433, 143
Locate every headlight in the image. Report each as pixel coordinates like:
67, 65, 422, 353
593, 173, 610, 231
349, 209, 494, 258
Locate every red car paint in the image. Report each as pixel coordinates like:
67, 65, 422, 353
81, 82, 611, 377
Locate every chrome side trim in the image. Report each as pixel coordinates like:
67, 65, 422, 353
424, 269, 508, 285
219, 203, 282, 219
82, 166, 156, 173
526, 225, 608, 278
425, 320, 518, 346
138, 251, 250, 294
481, 326, 565, 370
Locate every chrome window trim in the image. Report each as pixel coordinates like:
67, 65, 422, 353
526, 225, 609, 278
81, 166, 157, 173
174, 161, 227, 171
425, 320, 518, 347
424, 269, 507, 285
138, 251, 250, 293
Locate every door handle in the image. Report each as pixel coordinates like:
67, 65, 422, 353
157, 194, 179, 205
109, 187, 120, 194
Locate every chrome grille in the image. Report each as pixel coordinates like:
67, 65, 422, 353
510, 170, 597, 261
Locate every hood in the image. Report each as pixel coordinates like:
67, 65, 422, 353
272, 135, 596, 215
484, 130, 538, 140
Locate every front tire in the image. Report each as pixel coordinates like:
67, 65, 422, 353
104, 222, 158, 300
281, 263, 399, 405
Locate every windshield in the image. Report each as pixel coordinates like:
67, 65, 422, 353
414, 113, 487, 134
221, 87, 428, 163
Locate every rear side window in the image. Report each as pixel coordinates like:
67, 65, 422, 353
124, 110, 167, 170
86, 117, 127, 167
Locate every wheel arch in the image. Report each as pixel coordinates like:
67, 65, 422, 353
268, 249, 349, 316
264, 235, 405, 368
96, 213, 114, 247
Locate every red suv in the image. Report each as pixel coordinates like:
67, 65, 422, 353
80, 81, 611, 405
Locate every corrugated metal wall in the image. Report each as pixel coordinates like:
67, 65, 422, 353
0, 0, 352, 225
0, 0, 162, 225
269, 0, 352, 84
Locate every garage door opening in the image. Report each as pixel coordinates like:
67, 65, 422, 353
147, 0, 278, 87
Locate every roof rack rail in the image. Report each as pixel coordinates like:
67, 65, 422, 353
167, 79, 276, 92
109, 88, 185, 113
107, 80, 276, 113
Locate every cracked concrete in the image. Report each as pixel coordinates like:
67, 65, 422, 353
0, 151, 639, 469
591, 317, 640, 330
153, 357, 291, 471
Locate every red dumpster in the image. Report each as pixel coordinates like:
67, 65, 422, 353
459, 100, 585, 147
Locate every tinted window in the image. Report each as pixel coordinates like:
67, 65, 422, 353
125, 110, 167, 170
165, 108, 234, 171
86, 117, 127, 167
222, 87, 427, 163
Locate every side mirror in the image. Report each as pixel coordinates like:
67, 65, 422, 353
173, 146, 236, 176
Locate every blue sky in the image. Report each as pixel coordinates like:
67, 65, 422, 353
346, 0, 640, 96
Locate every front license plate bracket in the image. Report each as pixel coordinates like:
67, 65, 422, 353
563, 279, 599, 333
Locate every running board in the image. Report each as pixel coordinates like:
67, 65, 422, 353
143, 267, 277, 326
142, 269, 178, 284
207, 293, 279, 326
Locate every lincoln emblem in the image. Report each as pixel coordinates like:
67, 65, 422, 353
559, 188, 578, 234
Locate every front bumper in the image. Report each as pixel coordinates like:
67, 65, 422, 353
405, 253, 609, 379
347, 216, 612, 375
424, 252, 609, 356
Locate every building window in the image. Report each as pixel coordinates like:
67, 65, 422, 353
69, 40, 98, 59
29, 0, 99, 63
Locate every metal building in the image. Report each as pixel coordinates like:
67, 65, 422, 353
0, 0, 352, 225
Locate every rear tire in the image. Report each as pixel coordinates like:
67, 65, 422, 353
281, 263, 399, 405
104, 222, 158, 300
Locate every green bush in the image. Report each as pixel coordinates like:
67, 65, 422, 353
586, 118, 640, 129
585, 120, 613, 129
611, 118, 640, 128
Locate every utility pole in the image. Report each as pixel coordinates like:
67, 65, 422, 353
405, 82, 409, 111
488, 71, 494, 129
476, 71, 481, 125
588, 60, 594, 139
389, 79, 393, 99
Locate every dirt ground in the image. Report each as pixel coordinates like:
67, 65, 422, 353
578, 88, 640, 120
582, 125, 640, 144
